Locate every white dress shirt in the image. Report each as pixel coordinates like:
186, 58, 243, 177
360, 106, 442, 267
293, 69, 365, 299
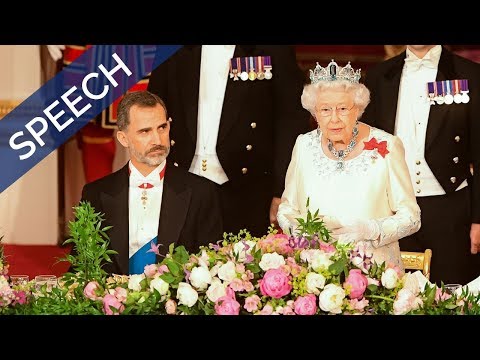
395, 45, 467, 196
189, 45, 236, 185
128, 160, 165, 258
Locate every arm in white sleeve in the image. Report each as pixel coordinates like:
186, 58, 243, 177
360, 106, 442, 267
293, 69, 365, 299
370, 135, 421, 248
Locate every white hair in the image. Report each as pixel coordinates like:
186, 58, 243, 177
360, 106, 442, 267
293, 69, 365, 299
301, 80, 370, 120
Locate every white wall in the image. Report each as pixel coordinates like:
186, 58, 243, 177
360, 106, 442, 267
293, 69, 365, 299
0, 45, 59, 245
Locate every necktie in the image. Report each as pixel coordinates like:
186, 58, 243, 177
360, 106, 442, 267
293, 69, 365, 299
404, 57, 436, 71
130, 163, 167, 189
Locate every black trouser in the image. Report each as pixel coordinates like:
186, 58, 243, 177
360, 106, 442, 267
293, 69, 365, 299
401, 186, 480, 285
217, 178, 273, 238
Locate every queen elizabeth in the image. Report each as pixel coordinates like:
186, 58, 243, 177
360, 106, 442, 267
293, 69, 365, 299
277, 60, 421, 270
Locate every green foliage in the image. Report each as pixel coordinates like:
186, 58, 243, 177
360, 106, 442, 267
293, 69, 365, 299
295, 198, 331, 243
60, 201, 117, 287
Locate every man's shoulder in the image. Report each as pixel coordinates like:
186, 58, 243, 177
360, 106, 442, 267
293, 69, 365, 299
451, 50, 480, 73
83, 165, 127, 192
168, 165, 216, 191
365, 52, 405, 78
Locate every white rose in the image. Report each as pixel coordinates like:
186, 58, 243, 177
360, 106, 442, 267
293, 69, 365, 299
177, 282, 198, 308
311, 251, 333, 272
381, 268, 399, 289
128, 274, 145, 292
319, 284, 346, 314
259, 252, 285, 271
393, 288, 423, 315
233, 240, 257, 262
150, 277, 169, 295
305, 272, 326, 295
218, 261, 237, 284
206, 278, 227, 302
189, 266, 212, 290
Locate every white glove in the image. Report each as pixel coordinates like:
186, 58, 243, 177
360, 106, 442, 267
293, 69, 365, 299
323, 216, 380, 245
47, 45, 65, 62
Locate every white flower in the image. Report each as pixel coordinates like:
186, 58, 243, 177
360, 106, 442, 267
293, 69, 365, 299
177, 282, 198, 307
128, 274, 145, 292
197, 250, 210, 268
381, 268, 399, 289
393, 288, 423, 315
259, 252, 285, 271
233, 240, 257, 262
319, 284, 345, 314
150, 277, 169, 295
189, 266, 212, 290
401, 272, 420, 296
218, 261, 237, 284
209, 263, 222, 277
206, 278, 227, 302
311, 251, 333, 272
305, 272, 326, 295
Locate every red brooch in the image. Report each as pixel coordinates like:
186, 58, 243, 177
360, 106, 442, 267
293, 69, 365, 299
363, 137, 389, 158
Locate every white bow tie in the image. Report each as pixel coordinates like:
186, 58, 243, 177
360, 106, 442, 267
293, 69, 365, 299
404, 56, 436, 71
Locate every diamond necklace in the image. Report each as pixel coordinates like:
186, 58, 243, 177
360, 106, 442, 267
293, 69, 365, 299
326, 122, 359, 171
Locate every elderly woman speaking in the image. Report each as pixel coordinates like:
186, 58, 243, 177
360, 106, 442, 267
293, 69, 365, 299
277, 60, 421, 270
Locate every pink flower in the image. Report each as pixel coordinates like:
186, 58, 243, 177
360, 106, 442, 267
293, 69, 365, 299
386, 263, 402, 278
114, 287, 127, 303
229, 278, 245, 292
215, 295, 241, 315
282, 306, 295, 315
259, 269, 292, 298
165, 299, 177, 314
258, 304, 274, 315
435, 288, 452, 303
13, 290, 27, 305
243, 281, 254, 292
144, 264, 158, 277
349, 298, 369, 312
344, 269, 368, 299
244, 295, 261, 313
319, 241, 336, 253
286, 257, 303, 276
83, 281, 101, 301
258, 233, 294, 255
158, 265, 169, 274
294, 294, 317, 315
102, 294, 125, 315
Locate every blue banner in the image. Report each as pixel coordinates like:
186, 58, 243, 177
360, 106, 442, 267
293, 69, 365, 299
0, 45, 182, 193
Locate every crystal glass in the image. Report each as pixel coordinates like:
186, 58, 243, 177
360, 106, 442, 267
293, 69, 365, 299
444, 283, 462, 295
34, 275, 58, 292
10, 274, 29, 286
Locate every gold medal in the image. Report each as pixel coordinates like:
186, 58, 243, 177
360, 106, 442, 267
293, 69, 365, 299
248, 69, 257, 81
257, 71, 265, 80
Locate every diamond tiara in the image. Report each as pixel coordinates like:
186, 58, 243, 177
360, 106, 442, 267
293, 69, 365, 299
309, 59, 362, 84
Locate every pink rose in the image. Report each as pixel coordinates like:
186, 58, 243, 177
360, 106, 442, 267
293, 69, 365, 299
215, 295, 241, 315
144, 264, 158, 277
102, 294, 125, 315
344, 269, 368, 299
259, 269, 292, 298
294, 294, 317, 315
83, 281, 101, 301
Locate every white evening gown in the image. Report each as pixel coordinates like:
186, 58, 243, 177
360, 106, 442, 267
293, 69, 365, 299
277, 126, 421, 270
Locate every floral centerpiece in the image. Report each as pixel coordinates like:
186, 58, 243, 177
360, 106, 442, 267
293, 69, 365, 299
1, 202, 480, 315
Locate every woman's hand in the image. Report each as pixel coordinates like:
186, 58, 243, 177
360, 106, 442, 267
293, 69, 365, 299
323, 216, 380, 244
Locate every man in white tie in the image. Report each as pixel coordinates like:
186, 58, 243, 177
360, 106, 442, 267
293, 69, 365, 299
363, 45, 480, 285
80, 91, 223, 275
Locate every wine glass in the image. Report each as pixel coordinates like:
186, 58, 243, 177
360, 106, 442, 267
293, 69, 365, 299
444, 283, 462, 295
10, 275, 29, 286
34, 275, 58, 292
